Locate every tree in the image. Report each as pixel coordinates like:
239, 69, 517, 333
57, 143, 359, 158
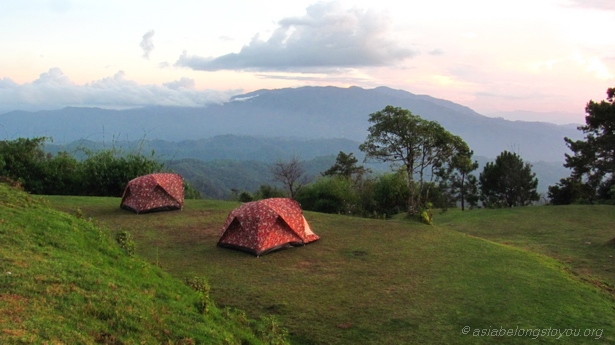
547, 177, 593, 205
0, 137, 49, 193
437, 149, 479, 211
359, 106, 468, 216
271, 156, 309, 199
558, 87, 615, 203
479, 150, 539, 208
322, 151, 368, 182
253, 184, 286, 200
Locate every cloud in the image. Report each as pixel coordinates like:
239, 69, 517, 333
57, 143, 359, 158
254, 72, 371, 85
140, 30, 155, 59
428, 49, 445, 56
565, 0, 615, 11
163, 77, 196, 90
0, 68, 236, 112
175, 1, 415, 72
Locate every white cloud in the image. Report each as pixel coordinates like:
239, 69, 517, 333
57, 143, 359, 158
175, 1, 415, 72
163, 77, 196, 90
0, 68, 237, 112
140, 30, 155, 59
565, 0, 615, 11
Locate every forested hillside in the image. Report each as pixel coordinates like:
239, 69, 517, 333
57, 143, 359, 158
45, 135, 568, 200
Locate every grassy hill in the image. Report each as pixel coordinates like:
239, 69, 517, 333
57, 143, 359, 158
43, 194, 615, 344
0, 184, 287, 344
435, 205, 615, 298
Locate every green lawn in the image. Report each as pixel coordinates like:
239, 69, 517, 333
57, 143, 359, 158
435, 205, 615, 293
45, 196, 615, 344
0, 187, 285, 344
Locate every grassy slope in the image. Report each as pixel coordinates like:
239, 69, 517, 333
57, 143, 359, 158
0, 184, 285, 344
46, 196, 615, 344
435, 205, 615, 293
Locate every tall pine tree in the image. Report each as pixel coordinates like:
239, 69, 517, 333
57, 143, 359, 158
479, 151, 539, 208
558, 87, 615, 203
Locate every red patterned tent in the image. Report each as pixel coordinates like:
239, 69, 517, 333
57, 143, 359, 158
120, 173, 184, 214
218, 198, 319, 256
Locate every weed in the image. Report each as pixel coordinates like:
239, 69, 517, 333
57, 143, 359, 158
253, 315, 289, 345
115, 230, 135, 256
184, 276, 211, 314
419, 202, 434, 225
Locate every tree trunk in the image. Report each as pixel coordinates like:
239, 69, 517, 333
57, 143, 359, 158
406, 165, 416, 216
460, 171, 466, 211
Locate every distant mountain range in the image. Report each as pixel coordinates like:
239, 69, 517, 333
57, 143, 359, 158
1, 85, 582, 162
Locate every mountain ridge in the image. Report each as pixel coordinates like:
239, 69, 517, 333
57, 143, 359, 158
0, 85, 582, 162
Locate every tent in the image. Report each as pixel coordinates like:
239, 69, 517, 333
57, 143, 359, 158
120, 173, 184, 214
218, 198, 319, 256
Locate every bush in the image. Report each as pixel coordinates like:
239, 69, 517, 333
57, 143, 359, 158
79, 149, 163, 197
238, 191, 254, 202
252, 184, 286, 200
369, 172, 409, 218
0, 137, 165, 197
296, 176, 358, 214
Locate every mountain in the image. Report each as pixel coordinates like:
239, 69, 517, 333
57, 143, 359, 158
484, 110, 583, 126
45, 135, 363, 162
0, 85, 582, 162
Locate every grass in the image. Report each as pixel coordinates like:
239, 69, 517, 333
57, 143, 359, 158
45, 195, 615, 344
435, 205, 615, 293
0, 185, 288, 344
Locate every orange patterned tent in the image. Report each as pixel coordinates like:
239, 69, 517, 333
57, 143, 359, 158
120, 173, 184, 214
218, 198, 319, 256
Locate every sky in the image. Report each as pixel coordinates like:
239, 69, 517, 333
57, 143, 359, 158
1, 0, 614, 124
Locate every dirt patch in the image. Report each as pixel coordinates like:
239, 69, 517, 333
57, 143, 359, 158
0, 294, 28, 323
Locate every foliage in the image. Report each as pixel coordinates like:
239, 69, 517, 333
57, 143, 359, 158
322, 151, 369, 183
437, 148, 480, 210
479, 150, 539, 207
184, 276, 212, 314
78, 147, 163, 196
115, 230, 136, 256
239, 191, 255, 202
182, 180, 203, 200
0, 137, 168, 197
253, 184, 286, 200
547, 177, 594, 205
296, 176, 358, 214
359, 106, 469, 216
418, 182, 451, 209
420, 202, 434, 225
367, 170, 410, 218
253, 316, 289, 345
0, 137, 51, 193
555, 87, 615, 204
40, 151, 81, 195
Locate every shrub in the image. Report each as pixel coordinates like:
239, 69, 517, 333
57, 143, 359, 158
115, 230, 135, 257
296, 176, 358, 214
